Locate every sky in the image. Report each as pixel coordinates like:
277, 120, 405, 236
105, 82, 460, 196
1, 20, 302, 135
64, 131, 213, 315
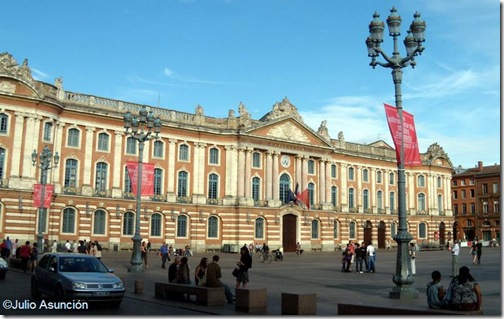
1, 0, 501, 169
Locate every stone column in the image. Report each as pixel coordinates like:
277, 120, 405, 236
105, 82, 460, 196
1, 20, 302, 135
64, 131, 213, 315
272, 152, 279, 200
237, 148, 246, 198
166, 139, 177, 202
340, 163, 348, 211
356, 166, 362, 212
244, 147, 252, 199
81, 126, 95, 196
325, 160, 332, 207
52, 121, 64, 192
319, 159, 326, 204
223, 145, 237, 205
265, 151, 273, 201
23, 115, 39, 179
370, 168, 376, 213
301, 155, 308, 189
10, 113, 25, 178
295, 155, 302, 186
111, 130, 124, 198
407, 172, 415, 213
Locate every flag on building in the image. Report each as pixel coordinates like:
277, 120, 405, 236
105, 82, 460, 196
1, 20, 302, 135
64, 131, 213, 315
384, 103, 422, 166
33, 184, 54, 208
285, 183, 310, 209
126, 161, 155, 196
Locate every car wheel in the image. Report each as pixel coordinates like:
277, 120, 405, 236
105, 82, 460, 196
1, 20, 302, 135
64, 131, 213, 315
31, 279, 41, 299
54, 286, 65, 301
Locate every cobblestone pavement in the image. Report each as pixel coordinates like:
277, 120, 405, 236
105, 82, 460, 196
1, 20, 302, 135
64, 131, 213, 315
2, 246, 501, 316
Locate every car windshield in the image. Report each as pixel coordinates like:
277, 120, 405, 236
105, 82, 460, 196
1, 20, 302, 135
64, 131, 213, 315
59, 257, 109, 273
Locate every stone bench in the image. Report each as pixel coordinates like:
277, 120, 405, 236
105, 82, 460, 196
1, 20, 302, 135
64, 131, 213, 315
205, 245, 221, 253
9, 258, 22, 269
235, 288, 267, 313
281, 292, 317, 315
154, 282, 225, 306
337, 303, 483, 315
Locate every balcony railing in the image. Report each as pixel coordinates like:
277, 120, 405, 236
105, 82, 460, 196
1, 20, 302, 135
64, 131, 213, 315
63, 186, 81, 195
151, 194, 166, 202
0, 179, 8, 188
254, 200, 268, 207
93, 189, 112, 198
177, 196, 192, 204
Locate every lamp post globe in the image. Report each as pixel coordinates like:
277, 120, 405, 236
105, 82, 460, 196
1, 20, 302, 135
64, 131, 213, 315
366, 7, 426, 299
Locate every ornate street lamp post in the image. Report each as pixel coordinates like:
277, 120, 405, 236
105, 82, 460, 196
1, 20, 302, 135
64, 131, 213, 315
124, 106, 161, 273
32, 145, 59, 258
366, 7, 426, 299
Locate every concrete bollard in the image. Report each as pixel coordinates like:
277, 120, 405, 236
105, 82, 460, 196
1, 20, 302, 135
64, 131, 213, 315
134, 279, 144, 294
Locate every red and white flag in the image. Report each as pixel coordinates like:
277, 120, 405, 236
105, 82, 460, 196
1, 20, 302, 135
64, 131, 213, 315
33, 184, 54, 208
126, 161, 155, 196
384, 103, 422, 166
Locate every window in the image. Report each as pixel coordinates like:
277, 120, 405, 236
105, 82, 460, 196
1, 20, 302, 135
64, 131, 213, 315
208, 216, 218, 238
462, 204, 467, 215
331, 186, 338, 207
471, 204, 475, 214
64, 159, 78, 188
67, 128, 80, 147
124, 167, 132, 193
452, 180, 457, 187
279, 174, 291, 203
93, 210, 106, 235
123, 212, 134, 235
470, 189, 475, 198
208, 173, 218, 199
252, 177, 260, 201
419, 222, 427, 238
453, 204, 458, 215
209, 148, 219, 165
391, 222, 397, 237
417, 175, 425, 187
177, 215, 188, 237
0, 148, 5, 179
482, 184, 488, 194
43, 122, 53, 142
348, 167, 354, 180
362, 169, 369, 182
177, 171, 188, 197
377, 190, 383, 210
493, 183, 499, 194
331, 164, 337, 178
348, 188, 355, 209
308, 160, 315, 174
453, 191, 458, 199
418, 193, 426, 211
469, 179, 475, 185
494, 202, 500, 213
62, 208, 76, 233
437, 176, 442, 188
308, 183, 315, 207
0, 113, 8, 133
363, 189, 369, 210
461, 190, 466, 199
461, 180, 466, 186
153, 141, 163, 158
349, 221, 356, 239
376, 170, 382, 184
255, 218, 264, 239
437, 194, 443, 212
389, 172, 395, 185
390, 192, 396, 213
333, 220, 339, 238
154, 168, 163, 196
126, 137, 137, 154
252, 152, 261, 168
95, 162, 108, 191
311, 219, 319, 239
483, 202, 489, 213
97, 133, 109, 151
179, 144, 189, 161
150, 213, 162, 237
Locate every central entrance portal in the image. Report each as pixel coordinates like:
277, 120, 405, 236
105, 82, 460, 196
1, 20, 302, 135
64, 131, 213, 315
282, 214, 297, 252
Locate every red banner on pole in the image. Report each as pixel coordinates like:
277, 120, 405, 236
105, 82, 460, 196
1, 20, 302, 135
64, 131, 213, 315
33, 184, 54, 208
384, 103, 422, 166
126, 161, 155, 196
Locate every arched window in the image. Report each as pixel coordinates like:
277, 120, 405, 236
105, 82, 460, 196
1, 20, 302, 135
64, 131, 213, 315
208, 173, 218, 199
252, 152, 261, 168
154, 168, 163, 195
279, 174, 291, 203
150, 213, 162, 237
307, 160, 315, 174
418, 175, 425, 187
349, 221, 356, 239
123, 212, 134, 235
311, 219, 319, 239
390, 192, 396, 214
67, 128, 80, 147
153, 140, 163, 158
126, 137, 137, 154
252, 177, 260, 201
377, 190, 383, 210
362, 169, 369, 182
176, 215, 188, 237
331, 164, 337, 178
93, 209, 106, 235
348, 188, 355, 209
389, 172, 395, 185
419, 222, 427, 238
255, 218, 265, 239
0, 113, 8, 133
437, 176, 442, 188
391, 222, 397, 237
363, 189, 369, 210
43, 122, 53, 142
95, 162, 108, 191
331, 186, 338, 207
124, 166, 133, 193
437, 194, 443, 213
64, 159, 78, 188
208, 216, 218, 238
348, 167, 355, 180
376, 170, 382, 183
179, 144, 189, 161
333, 220, 339, 238
0, 148, 5, 180
308, 182, 315, 207
418, 193, 426, 211
177, 171, 188, 197
62, 207, 76, 233
97, 132, 109, 151
209, 148, 219, 165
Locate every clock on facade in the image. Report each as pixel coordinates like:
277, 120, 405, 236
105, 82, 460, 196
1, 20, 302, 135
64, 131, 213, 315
281, 155, 290, 168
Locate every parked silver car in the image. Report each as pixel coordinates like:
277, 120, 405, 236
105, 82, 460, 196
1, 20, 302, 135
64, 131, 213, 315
0, 257, 8, 279
31, 253, 124, 307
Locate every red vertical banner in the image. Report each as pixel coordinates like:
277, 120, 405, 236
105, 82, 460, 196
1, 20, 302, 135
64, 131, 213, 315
384, 103, 422, 166
33, 184, 54, 208
126, 161, 155, 196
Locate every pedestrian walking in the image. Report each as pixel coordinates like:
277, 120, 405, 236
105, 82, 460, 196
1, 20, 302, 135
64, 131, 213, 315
94, 240, 102, 260
451, 240, 460, 277
366, 242, 376, 273
159, 243, 169, 268
470, 241, 478, 264
409, 242, 416, 276
29, 243, 38, 272
5, 237, 12, 258
19, 241, 31, 273
12, 239, 19, 258
235, 246, 252, 288
51, 240, 58, 253
141, 241, 148, 268
475, 240, 482, 264
355, 242, 365, 273
361, 241, 369, 271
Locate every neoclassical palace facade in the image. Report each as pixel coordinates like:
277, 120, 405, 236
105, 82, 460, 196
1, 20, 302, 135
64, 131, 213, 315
0, 53, 454, 252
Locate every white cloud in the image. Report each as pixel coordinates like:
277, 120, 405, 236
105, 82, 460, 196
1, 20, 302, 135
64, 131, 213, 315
30, 68, 50, 81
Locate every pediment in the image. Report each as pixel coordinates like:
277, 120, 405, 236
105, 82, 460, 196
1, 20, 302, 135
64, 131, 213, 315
0, 53, 41, 98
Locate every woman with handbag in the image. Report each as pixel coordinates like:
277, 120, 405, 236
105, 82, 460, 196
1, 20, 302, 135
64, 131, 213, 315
235, 246, 252, 288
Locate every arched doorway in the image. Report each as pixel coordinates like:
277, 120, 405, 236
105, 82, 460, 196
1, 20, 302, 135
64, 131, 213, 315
378, 221, 386, 248
439, 222, 446, 245
364, 221, 372, 245
282, 214, 297, 252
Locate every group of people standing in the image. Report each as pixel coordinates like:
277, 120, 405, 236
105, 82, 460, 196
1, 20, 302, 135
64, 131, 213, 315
60, 239, 103, 259
341, 241, 376, 273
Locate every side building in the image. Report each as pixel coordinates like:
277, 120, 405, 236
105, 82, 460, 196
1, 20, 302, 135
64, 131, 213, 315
0, 53, 454, 252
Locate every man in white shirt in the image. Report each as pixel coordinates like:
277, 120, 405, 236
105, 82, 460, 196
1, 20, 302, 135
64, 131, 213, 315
366, 242, 376, 272
51, 240, 58, 253
451, 240, 460, 277
64, 240, 71, 252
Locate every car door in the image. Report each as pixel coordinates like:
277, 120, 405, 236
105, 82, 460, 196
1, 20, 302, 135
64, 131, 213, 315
35, 254, 51, 294
45, 256, 60, 296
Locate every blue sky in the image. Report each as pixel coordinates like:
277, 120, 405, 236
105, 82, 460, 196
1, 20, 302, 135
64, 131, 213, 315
2, 0, 500, 169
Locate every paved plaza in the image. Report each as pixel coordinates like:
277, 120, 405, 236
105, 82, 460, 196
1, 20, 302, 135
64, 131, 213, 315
1, 246, 501, 316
